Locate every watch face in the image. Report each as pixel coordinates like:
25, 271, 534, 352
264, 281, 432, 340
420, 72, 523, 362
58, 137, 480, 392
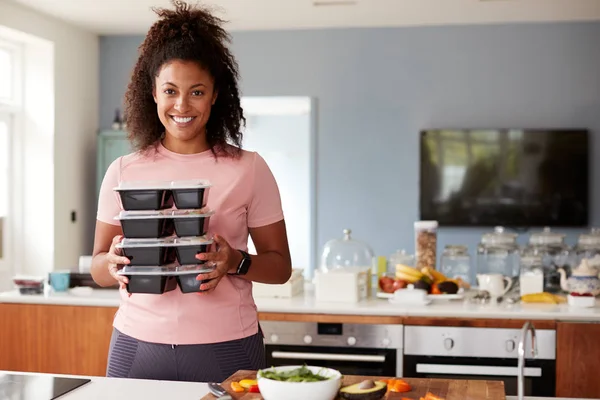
237, 251, 251, 275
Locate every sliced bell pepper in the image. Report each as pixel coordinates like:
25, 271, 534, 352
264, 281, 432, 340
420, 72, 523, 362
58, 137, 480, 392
239, 379, 258, 389
388, 379, 412, 393
248, 385, 260, 393
230, 381, 244, 393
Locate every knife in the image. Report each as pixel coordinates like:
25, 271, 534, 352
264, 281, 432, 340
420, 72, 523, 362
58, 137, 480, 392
208, 382, 233, 400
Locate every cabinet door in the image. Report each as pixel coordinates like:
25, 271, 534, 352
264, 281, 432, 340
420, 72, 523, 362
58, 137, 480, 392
556, 322, 600, 398
96, 132, 131, 196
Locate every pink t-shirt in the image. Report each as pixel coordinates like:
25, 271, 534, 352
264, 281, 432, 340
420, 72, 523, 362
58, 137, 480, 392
96, 142, 284, 345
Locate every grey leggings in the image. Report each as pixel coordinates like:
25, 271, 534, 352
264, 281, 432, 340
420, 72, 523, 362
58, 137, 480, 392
106, 328, 266, 382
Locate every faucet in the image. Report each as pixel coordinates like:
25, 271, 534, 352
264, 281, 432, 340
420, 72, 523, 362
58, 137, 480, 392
517, 321, 538, 400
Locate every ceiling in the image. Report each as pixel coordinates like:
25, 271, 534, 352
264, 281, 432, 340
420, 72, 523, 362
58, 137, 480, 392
8, 0, 600, 35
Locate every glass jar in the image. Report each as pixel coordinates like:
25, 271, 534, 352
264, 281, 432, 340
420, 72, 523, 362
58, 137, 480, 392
320, 229, 375, 273
519, 255, 544, 296
476, 226, 520, 278
521, 227, 571, 293
440, 245, 471, 284
574, 228, 600, 266
414, 221, 438, 270
387, 249, 414, 275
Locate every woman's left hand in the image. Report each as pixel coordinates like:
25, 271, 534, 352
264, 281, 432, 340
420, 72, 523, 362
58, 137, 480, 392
194, 234, 242, 294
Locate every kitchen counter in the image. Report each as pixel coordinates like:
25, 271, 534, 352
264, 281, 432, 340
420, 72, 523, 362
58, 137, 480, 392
1, 370, 210, 400
1, 371, 595, 400
1, 287, 599, 322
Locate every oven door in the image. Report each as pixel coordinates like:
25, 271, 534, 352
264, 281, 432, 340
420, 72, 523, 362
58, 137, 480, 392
265, 344, 398, 377
403, 355, 556, 397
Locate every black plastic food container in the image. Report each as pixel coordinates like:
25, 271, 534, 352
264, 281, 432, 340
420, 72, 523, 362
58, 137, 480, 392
116, 211, 176, 239
171, 210, 213, 237
119, 266, 178, 294
176, 273, 212, 293
170, 181, 211, 209
117, 239, 177, 266
114, 181, 175, 211
172, 237, 213, 265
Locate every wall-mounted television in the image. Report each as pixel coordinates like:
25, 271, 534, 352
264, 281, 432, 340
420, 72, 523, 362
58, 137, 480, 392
419, 129, 589, 227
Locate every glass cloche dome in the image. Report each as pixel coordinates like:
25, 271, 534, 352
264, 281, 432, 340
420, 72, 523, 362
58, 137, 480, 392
320, 229, 375, 273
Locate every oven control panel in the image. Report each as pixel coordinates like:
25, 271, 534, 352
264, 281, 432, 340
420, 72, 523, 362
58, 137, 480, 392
260, 321, 404, 350
404, 326, 556, 360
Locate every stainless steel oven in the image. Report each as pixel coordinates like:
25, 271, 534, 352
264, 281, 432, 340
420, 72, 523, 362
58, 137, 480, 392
260, 321, 403, 377
402, 326, 556, 397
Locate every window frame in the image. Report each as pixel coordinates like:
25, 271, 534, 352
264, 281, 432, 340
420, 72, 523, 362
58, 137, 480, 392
0, 38, 23, 111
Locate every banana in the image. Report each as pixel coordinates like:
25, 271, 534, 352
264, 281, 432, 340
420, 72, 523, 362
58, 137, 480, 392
396, 264, 423, 278
421, 267, 447, 283
395, 271, 422, 283
521, 292, 566, 304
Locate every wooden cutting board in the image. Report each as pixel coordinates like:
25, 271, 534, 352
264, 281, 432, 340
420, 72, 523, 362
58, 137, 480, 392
200, 370, 506, 400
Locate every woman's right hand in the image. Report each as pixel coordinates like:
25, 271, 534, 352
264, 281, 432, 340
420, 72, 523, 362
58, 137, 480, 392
107, 235, 131, 290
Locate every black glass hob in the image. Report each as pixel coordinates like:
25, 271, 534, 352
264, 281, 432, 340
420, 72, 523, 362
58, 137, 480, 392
0, 373, 91, 400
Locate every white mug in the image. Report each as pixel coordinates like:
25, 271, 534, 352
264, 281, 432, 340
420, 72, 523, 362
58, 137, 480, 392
477, 273, 513, 298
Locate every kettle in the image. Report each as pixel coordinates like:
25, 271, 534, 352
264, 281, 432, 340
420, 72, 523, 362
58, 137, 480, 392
558, 259, 600, 296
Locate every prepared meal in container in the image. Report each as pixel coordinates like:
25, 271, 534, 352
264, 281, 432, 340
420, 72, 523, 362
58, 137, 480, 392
116, 238, 177, 266
115, 210, 176, 239
114, 180, 174, 211
171, 236, 213, 265
117, 265, 214, 294
13, 275, 45, 295
169, 209, 214, 237
170, 180, 212, 209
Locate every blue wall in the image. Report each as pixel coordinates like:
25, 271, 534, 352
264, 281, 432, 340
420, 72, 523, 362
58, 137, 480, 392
99, 22, 600, 265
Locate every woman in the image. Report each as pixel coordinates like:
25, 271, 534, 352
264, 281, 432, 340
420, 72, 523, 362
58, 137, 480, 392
91, 0, 292, 383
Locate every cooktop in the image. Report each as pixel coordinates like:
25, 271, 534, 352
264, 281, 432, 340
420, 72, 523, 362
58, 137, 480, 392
0, 373, 91, 400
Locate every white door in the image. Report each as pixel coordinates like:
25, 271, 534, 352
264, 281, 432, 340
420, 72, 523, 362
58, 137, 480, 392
0, 112, 12, 288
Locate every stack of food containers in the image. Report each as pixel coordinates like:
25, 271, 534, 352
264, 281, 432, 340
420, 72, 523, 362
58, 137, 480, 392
112, 180, 215, 294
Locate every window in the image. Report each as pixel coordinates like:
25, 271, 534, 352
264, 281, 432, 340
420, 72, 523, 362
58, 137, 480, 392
0, 37, 22, 272
0, 113, 10, 268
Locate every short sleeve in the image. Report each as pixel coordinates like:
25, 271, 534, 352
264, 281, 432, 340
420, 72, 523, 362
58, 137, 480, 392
96, 158, 123, 225
247, 152, 284, 228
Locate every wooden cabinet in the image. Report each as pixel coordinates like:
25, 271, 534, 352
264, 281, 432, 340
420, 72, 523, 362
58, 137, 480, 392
0, 303, 118, 376
556, 321, 600, 399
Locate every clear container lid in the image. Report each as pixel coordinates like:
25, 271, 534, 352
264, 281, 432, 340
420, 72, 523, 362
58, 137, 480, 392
442, 245, 469, 257
480, 226, 518, 246
114, 180, 212, 191
117, 265, 214, 276
115, 208, 214, 220
116, 236, 213, 249
320, 229, 375, 273
577, 228, 600, 247
389, 249, 414, 267
528, 227, 566, 246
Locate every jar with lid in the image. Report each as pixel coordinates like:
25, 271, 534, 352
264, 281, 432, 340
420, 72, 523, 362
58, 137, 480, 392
519, 255, 544, 296
387, 249, 414, 275
574, 228, 600, 266
317, 229, 375, 303
476, 226, 520, 277
521, 227, 571, 293
414, 221, 438, 270
440, 245, 471, 284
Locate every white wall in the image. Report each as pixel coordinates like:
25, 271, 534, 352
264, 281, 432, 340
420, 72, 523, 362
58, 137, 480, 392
0, 1, 99, 274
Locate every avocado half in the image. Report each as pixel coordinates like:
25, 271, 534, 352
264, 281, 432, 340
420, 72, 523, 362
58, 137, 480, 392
339, 380, 387, 400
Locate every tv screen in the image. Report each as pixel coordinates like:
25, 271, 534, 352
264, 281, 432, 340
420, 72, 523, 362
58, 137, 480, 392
419, 129, 589, 227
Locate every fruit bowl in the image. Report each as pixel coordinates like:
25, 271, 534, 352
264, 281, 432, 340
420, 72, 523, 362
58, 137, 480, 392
257, 365, 342, 400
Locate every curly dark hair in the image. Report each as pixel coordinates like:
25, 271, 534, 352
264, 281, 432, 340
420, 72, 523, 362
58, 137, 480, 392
124, 0, 244, 156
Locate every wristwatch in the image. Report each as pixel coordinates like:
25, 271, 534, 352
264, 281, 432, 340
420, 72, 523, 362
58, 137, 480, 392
232, 250, 252, 275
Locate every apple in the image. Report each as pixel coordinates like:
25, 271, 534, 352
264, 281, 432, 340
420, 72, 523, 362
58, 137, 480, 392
379, 276, 395, 293
392, 279, 407, 292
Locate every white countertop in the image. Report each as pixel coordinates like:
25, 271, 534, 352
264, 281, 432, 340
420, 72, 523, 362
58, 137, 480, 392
2, 371, 595, 400
2, 287, 600, 322
1, 370, 210, 400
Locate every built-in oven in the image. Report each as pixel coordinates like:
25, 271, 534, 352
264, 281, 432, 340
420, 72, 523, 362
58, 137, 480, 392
403, 326, 556, 397
260, 321, 403, 377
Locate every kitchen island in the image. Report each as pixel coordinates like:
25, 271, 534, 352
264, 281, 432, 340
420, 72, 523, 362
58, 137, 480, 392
1, 288, 600, 399
0, 370, 592, 400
